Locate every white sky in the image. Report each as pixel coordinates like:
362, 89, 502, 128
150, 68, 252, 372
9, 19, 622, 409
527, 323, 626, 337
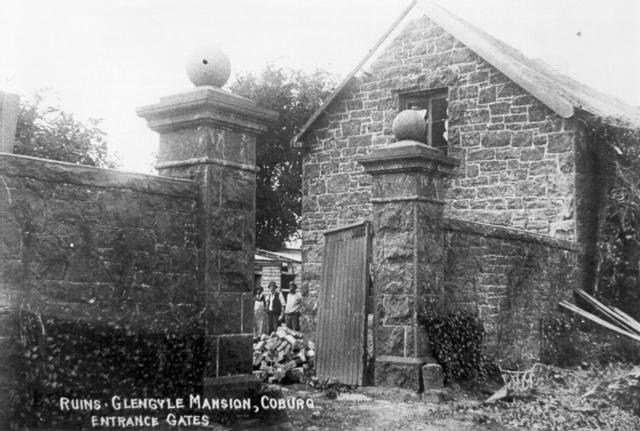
1, 0, 639, 172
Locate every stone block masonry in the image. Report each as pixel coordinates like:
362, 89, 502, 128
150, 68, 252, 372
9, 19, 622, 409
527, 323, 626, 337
354, 133, 577, 370
441, 218, 577, 365
359, 141, 458, 390
0, 153, 201, 429
301, 15, 584, 336
0, 153, 201, 315
138, 85, 278, 388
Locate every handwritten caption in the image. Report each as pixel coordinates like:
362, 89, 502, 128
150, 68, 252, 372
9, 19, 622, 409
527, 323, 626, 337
60, 395, 315, 428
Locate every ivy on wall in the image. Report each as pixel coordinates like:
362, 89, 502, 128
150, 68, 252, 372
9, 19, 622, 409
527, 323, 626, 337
586, 119, 640, 316
9, 311, 208, 428
420, 311, 486, 381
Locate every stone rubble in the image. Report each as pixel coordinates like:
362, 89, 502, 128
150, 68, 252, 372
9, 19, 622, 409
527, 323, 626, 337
252, 326, 315, 384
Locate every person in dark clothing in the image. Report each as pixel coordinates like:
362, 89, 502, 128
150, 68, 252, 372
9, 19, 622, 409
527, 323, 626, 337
266, 281, 284, 334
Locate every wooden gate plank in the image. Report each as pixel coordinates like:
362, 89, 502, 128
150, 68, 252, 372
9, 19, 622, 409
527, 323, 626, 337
316, 221, 371, 385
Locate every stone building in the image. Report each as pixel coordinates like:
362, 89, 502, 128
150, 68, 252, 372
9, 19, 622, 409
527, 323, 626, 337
294, 2, 640, 385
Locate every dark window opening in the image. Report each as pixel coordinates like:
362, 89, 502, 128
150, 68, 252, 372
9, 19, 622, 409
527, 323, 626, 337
399, 89, 448, 153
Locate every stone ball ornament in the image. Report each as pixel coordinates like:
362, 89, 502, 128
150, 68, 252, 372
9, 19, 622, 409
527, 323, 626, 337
185, 46, 231, 87
392, 109, 427, 142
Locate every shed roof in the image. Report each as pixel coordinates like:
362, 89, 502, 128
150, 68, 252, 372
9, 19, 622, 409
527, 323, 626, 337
293, 1, 640, 144
255, 248, 301, 264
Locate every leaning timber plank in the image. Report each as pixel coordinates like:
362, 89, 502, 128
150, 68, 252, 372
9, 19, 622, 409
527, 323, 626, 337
560, 301, 640, 342
575, 289, 640, 334
609, 306, 640, 334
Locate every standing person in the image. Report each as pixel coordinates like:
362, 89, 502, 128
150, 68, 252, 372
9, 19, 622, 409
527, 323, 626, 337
284, 282, 302, 331
266, 282, 284, 334
253, 286, 267, 338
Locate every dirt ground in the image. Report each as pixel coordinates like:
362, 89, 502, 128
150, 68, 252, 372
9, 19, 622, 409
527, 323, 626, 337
231, 383, 507, 431
228, 363, 640, 431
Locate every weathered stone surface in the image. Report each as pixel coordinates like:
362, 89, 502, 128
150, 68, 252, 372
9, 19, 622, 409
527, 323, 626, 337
374, 262, 415, 294
375, 356, 425, 392
218, 335, 253, 376
376, 203, 415, 232
468, 148, 495, 161
442, 217, 576, 362
207, 294, 243, 334
376, 326, 406, 356
241, 293, 254, 333
137, 86, 278, 136
379, 231, 414, 261
547, 132, 574, 153
478, 87, 496, 104
520, 147, 544, 161
511, 131, 533, 147
382, 295, 414, 325
0, 153, 198, 198
481, 131, 511, 147
422, 363, 444, 389
220, 270, 252, 293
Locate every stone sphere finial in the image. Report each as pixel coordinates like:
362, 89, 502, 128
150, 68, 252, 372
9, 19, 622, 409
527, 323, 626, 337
392, 109, 427, 142
185, 46, 231, 87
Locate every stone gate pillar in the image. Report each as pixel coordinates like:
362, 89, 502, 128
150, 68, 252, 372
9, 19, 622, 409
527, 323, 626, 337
137, 49, 277, 390
0, 91, 19, 153
358, 111, 457, 390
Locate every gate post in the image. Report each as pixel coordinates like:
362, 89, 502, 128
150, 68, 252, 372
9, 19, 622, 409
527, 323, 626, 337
358, 114, 457, 391
0, 91, 19, 154
137, 50, 277, 392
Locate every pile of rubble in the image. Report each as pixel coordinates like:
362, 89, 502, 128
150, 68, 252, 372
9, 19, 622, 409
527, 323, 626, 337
252, 326, 315, 384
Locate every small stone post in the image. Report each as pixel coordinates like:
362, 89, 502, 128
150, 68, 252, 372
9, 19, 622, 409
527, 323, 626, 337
358, 110, 457, 391
0, 91, 19, 153
137, 48, 277, 391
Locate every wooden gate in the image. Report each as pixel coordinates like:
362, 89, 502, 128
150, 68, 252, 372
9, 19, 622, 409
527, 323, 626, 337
315, 221, 372, 385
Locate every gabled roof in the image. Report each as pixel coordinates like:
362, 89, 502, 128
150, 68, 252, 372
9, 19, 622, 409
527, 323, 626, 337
293, 1, 640, 144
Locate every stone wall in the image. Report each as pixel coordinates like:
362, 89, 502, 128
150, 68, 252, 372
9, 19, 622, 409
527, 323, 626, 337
301, 15, 585, 334
442, 218, 577, 365
0, 153, 201, 427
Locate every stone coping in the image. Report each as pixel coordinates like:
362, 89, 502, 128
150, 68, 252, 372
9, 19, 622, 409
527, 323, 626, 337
0, 152, 198, 199
20, 295, 204, 334
156, 156, 258, 173
443, 217, 578, 251
137, 86, 278, 134
357, 141, 459, 174
375, 355, 429, 365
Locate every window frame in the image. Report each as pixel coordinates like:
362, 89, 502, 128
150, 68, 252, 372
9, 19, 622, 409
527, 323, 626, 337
398, 89, 448, 152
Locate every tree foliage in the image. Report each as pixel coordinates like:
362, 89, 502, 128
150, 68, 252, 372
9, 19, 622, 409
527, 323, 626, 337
13, 93, 118, 168
230, 65, 335, 249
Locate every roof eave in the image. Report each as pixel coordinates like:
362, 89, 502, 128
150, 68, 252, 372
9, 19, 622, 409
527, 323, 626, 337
420, 2, 575, 119
291, 0, 419, 146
